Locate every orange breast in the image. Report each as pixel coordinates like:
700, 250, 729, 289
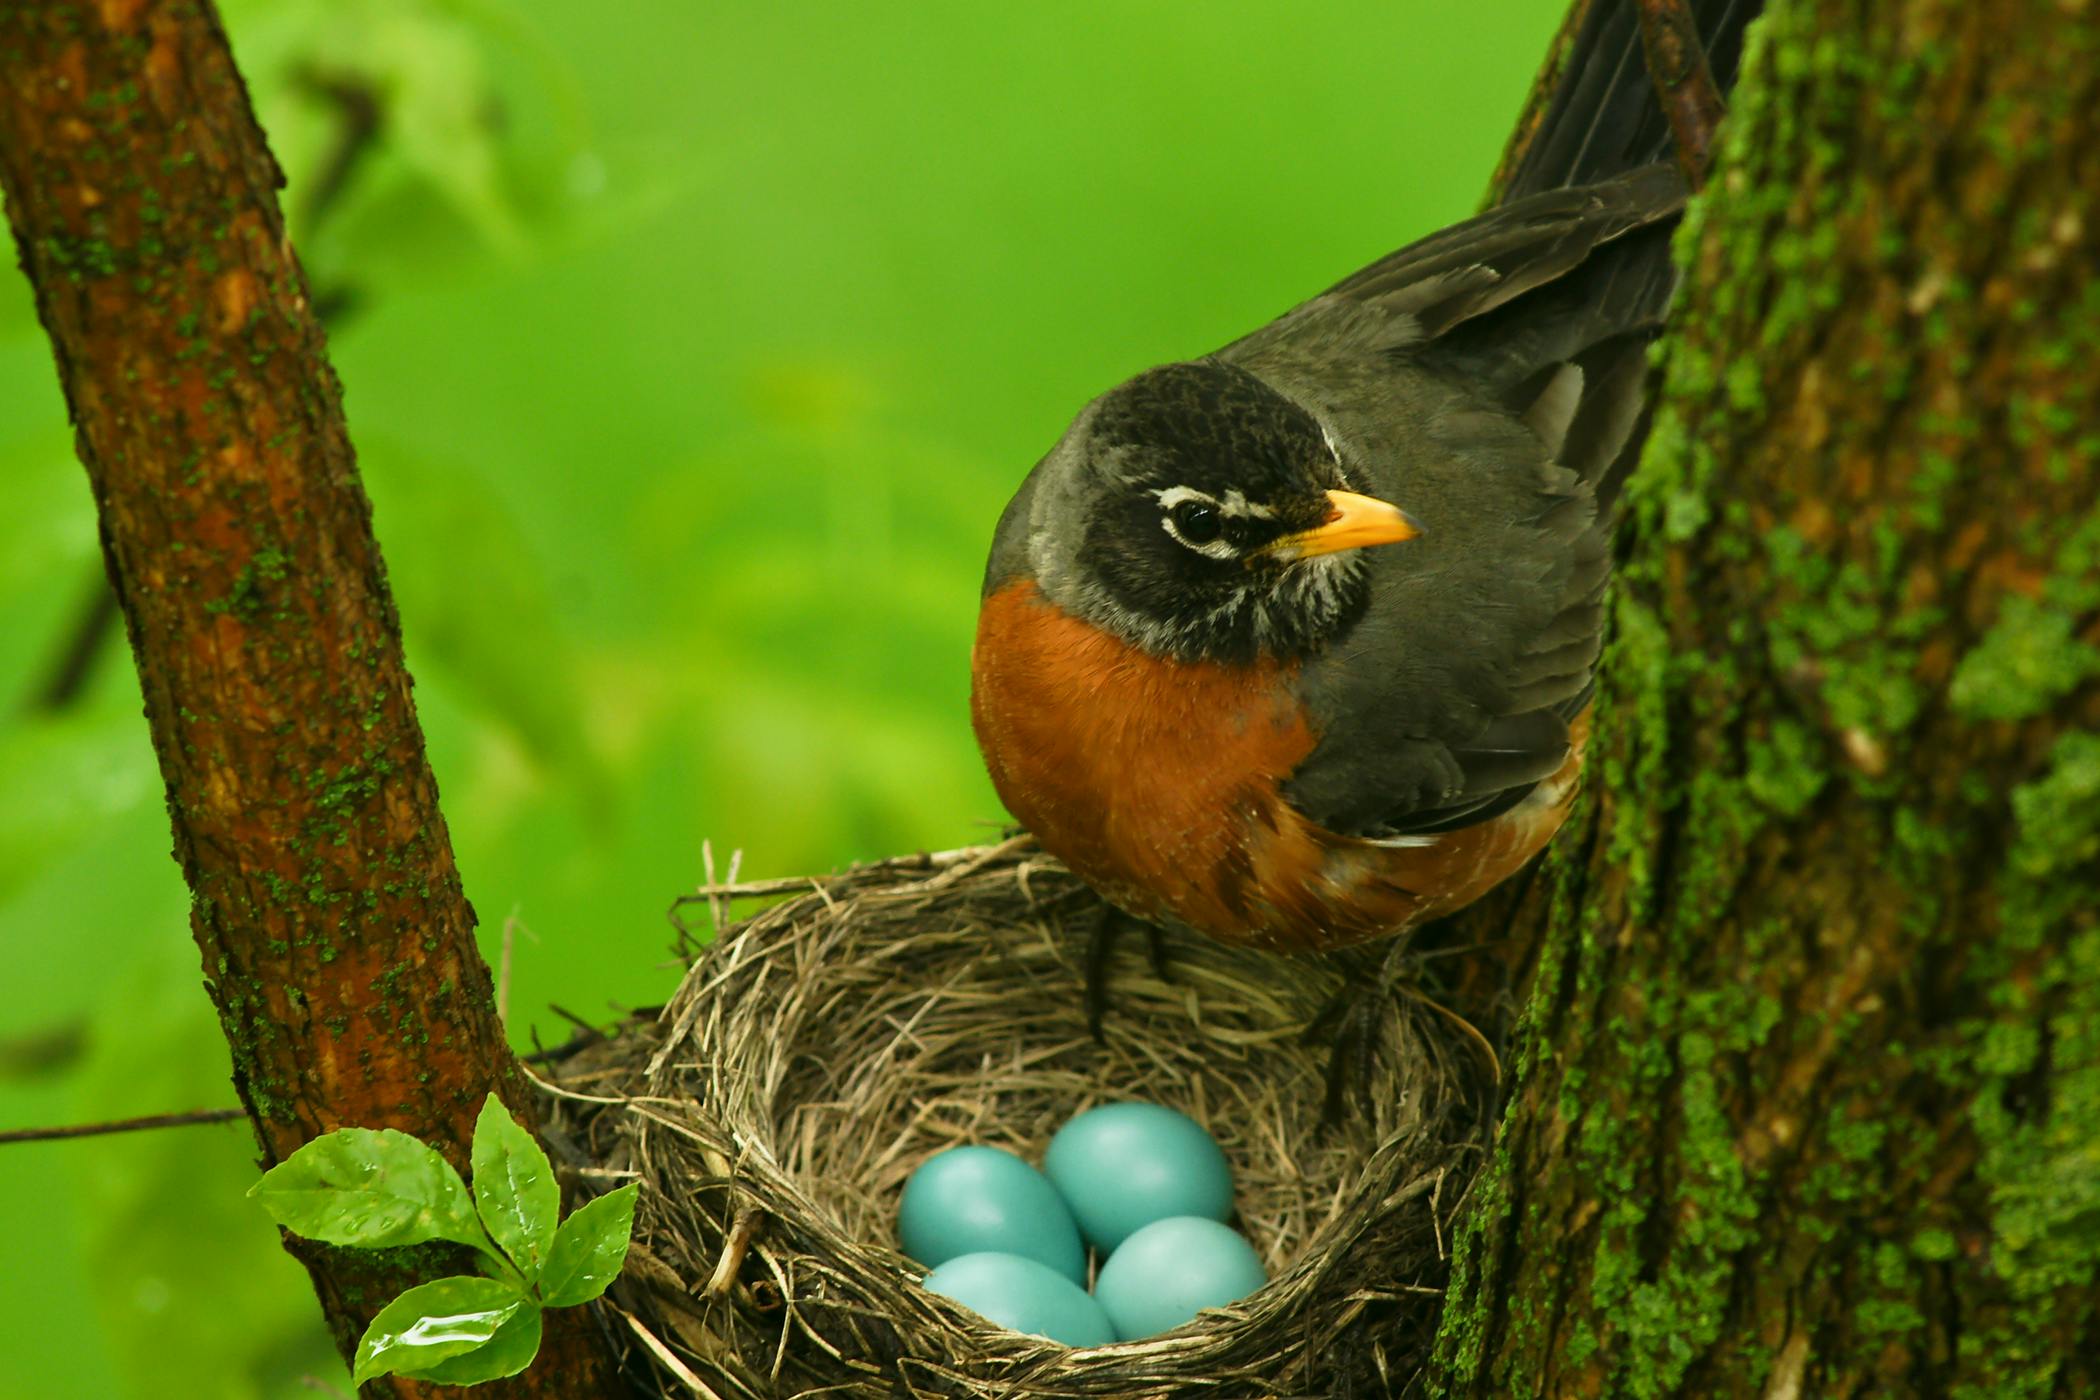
970, 579, 1586, 953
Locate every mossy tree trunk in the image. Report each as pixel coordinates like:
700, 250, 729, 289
1432, 1, 2099, 1395
0, 4, 623, 1395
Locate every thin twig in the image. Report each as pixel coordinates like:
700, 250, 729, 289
1634, 0, 1727, 188
610, 1302, 728, 1400
705, 1209, 765, 1299
498, 909, 540, 1030
6, 1014, 625, 1148
0, 1107, 244, 1146
291, 69, 383, 234
548, 1003, 606, 1044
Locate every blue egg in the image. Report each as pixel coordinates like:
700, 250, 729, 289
921, 1252, 1118, 1347
1043, 1102, 1233, 1251
898, 1146, 1087, 1282
1093, 1216, 1268, 1338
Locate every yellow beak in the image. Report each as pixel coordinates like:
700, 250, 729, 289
1266, 489, 1421, 561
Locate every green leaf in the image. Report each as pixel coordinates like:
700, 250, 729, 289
538, 1183, 639, 1307
399, 1297, 544, 1385
249, 1127, 487, 1253
351, 1275, 527, 1386
472, 1095, 560, 1281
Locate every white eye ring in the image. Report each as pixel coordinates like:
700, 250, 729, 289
1159, 484, 1268, 522
1153, 487, 1237, 559
1151, 485, 1284, 558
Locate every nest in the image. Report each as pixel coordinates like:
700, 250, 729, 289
544, 837, 1489, 1399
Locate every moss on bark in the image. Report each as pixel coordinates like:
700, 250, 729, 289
1431, 0, 2099, 1394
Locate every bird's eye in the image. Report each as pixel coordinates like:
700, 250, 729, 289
1170, 499, 1221, 544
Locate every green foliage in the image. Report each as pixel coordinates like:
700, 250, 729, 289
0, 0, 1557, 1391
470, 1093, 560, 1280
406, 1299, 546, 1385
249, 1127, 490, 1255
539, 1186, 640, 1309
353, 1277, 532, 1386
65, 936, 344, 1397
250, 1094, 636, 1387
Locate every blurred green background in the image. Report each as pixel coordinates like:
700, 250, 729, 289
0, 1, 1555, 1393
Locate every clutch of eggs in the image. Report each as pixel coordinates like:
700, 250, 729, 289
902, 1102, 1267, 1344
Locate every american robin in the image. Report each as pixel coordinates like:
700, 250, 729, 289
970, 2, 1750, 987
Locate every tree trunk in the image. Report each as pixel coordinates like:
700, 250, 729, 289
1431, 0, 2099, 1395
0, 4, 623, 1395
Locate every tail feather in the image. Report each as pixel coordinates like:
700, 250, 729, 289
1497, 0, 1758, 203
1455, 0, 1763, 507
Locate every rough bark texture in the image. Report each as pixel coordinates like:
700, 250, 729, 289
1431, 0, 2099, 1395
0, 4, 623, 1395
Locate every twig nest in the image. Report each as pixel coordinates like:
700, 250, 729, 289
567, 837, 1484, 1398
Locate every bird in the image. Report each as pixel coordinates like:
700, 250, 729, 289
969, 2, 1753, 1016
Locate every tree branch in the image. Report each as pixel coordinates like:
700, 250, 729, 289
0, 4, 623, 1393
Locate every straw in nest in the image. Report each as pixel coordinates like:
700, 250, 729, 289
545, 837, 1488, 1399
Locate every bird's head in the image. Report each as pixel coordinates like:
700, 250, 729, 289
1022, 360, 1419, 664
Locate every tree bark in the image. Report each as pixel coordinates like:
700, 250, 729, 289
1432, 0, 2099, 1395
0, 4, 623, 1395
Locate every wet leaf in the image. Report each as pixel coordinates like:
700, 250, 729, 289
351, 1275, 527, 1386
472, 1095, 560, 1281
249, 1127, 488, 1254
539, 1183, 638, 1307
400, 1295, 544, 1384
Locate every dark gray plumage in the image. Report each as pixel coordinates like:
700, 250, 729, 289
977, 0, 1760, 870
1228, 164, 1684, 837
984, 163, 1683, 841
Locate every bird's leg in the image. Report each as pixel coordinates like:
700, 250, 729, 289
1309, 925, 1506, 1127
1633, 0, 1728, 188
1085, 902, 1171, 1041
1143, 920, 1173, 984
1306, 938, 1419, 1127
1084, 904, 1118, 1041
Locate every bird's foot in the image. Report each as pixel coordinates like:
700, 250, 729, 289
1084, 903, 1172, 1041
1305, 929, 1500, 1128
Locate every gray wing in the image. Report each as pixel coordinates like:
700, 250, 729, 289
1294, 162, 1681, 341
1219, 166, 1682, 838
